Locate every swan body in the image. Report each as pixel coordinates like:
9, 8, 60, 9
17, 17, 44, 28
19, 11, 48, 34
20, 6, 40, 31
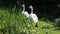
22, 11, 29, 18
29, 14, 38, 23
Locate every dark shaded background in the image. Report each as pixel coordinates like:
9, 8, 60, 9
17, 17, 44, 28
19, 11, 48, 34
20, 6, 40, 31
0, 0, 60, 21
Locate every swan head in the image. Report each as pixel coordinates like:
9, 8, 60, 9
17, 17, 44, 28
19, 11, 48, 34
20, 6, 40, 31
29, 6, 33, 9
22, 4, 25, 7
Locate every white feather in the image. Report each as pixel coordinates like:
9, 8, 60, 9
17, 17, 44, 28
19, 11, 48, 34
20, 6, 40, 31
29, 6, 38, 23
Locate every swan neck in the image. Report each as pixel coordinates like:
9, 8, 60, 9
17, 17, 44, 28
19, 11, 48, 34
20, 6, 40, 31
23, 6, 25, 12
31, 7, 33, 14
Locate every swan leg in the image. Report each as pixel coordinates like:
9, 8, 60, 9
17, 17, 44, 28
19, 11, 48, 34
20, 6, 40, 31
35, 23, 38, 27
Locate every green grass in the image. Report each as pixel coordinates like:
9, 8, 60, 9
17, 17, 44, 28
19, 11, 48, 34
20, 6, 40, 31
0, 8, 60, 34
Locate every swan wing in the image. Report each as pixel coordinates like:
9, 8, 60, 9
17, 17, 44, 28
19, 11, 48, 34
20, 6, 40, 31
22, 11, 29, 18
29, 14, 38, 23
33, 14, 38, 20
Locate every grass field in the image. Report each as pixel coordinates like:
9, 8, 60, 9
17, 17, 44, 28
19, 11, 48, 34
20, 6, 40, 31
0, 8, 60, 34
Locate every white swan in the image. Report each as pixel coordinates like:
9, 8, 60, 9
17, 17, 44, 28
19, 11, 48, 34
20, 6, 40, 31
29, 6, 38, 27
22, 4, 29, 18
